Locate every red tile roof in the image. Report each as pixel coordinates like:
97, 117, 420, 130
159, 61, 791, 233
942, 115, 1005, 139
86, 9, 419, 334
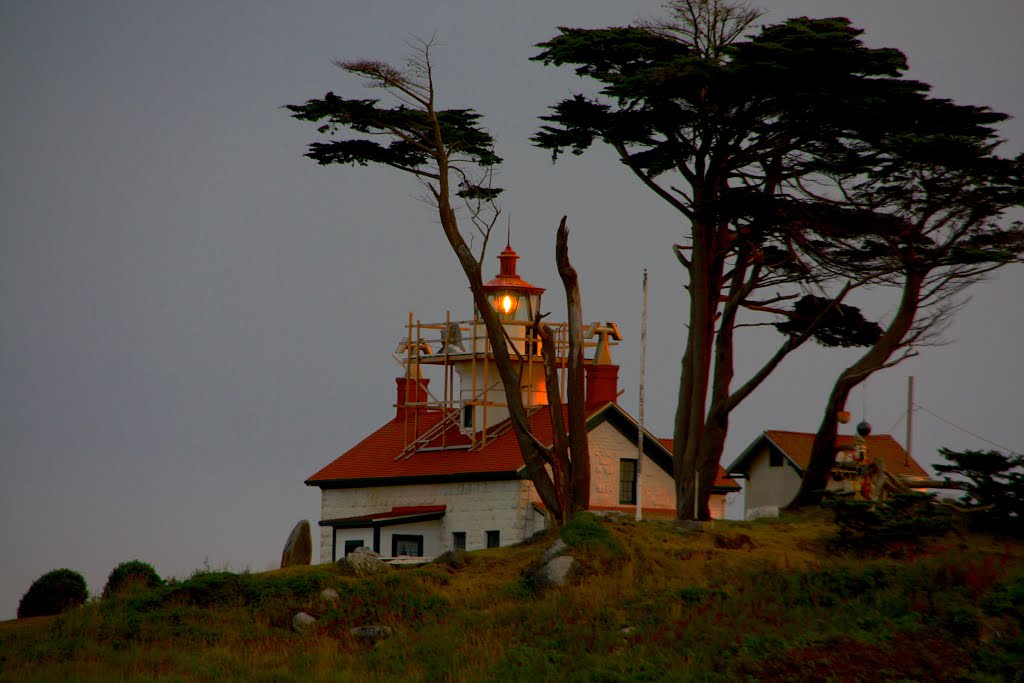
657, 438, 741, 491
306, 408, 530, 485
307, 402, 742, 495
762, 430, 929, 479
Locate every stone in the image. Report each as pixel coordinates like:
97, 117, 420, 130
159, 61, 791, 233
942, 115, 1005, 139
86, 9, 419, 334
320, 588, 339, 602
350, 624, 394, 644
540, 539, 568, 565
280, 520, 313, 568
337, 546, 389, 576
537, 555, 576, 590
746, 505, 780, 521
712, 533, 755, 550
292, 611, 316, 634
432, 548, 471, 571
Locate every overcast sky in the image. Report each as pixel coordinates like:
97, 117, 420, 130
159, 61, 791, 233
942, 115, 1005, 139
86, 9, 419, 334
2, 1, 1022, 619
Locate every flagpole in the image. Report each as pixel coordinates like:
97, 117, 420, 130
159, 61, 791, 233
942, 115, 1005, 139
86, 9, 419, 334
636, 269, 647, 521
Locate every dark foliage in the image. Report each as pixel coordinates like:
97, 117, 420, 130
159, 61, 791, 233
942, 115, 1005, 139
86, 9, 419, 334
17, 568, 88, 618
824, 492, 952, 554
935, 447, 1024, 535
102, 560, 164, 598
775, 295, 883, 347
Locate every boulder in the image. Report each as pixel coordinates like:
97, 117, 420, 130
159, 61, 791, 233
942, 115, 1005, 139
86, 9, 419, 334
320, 588, 340, 602
280, 520, 312, 568
432, 548, 471, 571
540, 539, 568, 565
337, 547, 389, 576
292, 611, 316, 634
746, 505, 780, 521
350, 624, 394, 644
536, 555, 576, 590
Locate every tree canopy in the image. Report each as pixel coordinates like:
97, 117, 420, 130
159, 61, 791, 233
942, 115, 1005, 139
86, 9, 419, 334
533, 2, 1023, 518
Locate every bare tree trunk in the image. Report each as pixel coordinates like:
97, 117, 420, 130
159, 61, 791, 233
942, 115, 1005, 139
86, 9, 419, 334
536, 318, 571, 523
788, 271, 924, 508
676, 217, 720, 520
556, 218, 591, 515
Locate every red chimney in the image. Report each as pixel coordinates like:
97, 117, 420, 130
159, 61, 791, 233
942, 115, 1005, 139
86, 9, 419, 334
585, 364, 619, 410
395, 377, 430, 419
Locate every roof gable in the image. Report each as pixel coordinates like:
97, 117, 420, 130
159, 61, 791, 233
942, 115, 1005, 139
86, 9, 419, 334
306, 401, 739, 493
726, 430, 929, 479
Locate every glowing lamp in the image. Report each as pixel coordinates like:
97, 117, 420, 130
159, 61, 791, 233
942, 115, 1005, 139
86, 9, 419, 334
493, 291, 520, 319
482, 244, 544, 323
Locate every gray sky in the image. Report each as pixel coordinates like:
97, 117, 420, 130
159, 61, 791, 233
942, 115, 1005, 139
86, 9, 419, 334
2, 1, 1022, 618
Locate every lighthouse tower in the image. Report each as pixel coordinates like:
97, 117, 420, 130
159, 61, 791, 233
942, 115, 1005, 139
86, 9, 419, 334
397, 242, 618, 450
411, 244, 563, 446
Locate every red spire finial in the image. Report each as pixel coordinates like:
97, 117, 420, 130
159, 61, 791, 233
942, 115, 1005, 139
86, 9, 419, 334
498, 244, 519, 277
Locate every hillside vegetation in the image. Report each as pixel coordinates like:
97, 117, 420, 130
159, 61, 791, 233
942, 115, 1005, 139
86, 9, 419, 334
3, 510, 1023, 682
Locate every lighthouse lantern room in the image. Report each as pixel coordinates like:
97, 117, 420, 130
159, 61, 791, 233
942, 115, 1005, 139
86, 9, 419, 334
395, 245, 617, 452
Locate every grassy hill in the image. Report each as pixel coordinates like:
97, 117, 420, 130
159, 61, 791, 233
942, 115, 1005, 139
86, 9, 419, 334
2, 510, 1023, 682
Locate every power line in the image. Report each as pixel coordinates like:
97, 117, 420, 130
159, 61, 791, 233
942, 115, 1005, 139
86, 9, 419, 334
913, 402, 1018, 455
885, 410, 906, 436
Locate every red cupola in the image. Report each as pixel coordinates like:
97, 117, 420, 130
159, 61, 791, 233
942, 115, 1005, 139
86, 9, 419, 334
482, 245, 545, 321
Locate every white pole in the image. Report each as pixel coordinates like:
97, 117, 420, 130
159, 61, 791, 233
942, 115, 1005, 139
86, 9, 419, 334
906, 376, 914, 467
636, 269, 647, 521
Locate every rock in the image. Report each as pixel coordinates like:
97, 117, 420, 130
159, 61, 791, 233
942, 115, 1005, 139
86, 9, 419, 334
292, 611, 316, 634
337, 547, 389, 576
350, 624, 394, 644
280, 520, 312, 568
432, 548, 471, 570
537, 555, 576, 590
712, 533, 755, 550
320, 588, 339, 602
540, 539, 568, 565
746, 505, 779, 521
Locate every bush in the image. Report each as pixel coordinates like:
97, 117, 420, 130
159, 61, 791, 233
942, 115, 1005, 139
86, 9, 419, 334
560, 512, 622, 558
824, 492, 951, 554
17, 568, 88, 618
102, 560, 164, 597
934, 448, 1024, 536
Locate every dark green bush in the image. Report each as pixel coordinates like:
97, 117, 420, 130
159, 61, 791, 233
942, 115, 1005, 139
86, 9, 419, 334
17, 568, 88, 618
935, 447, 1024, 536
560, 512, 622, 558
824, 492, 951, 554
102, 560, 164, 597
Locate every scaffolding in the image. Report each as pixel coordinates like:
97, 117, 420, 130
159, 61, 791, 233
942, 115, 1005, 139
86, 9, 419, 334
393, 310, 605, 455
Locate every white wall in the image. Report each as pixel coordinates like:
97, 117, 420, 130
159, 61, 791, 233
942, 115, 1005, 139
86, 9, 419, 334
743, 446, 802, 513
318, 478, 537, 562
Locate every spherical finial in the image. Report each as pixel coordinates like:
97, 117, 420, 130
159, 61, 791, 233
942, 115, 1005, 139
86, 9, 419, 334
856, 421, 872, 437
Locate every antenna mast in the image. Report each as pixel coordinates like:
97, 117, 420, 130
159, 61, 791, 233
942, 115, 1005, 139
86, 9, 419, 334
636, 269, 647, 521
906, 376, 913, 466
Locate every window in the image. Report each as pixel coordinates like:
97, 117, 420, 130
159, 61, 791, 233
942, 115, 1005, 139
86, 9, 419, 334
769, 448, 783, 468
619, 458, 638, 504
344, 540, 365, 556
462, 404, 474, 429
486, 530, 500, 548
391, 534, 424, 557
452, 532, 466, 550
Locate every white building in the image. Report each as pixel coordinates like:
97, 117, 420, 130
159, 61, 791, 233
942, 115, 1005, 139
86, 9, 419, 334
306, 247, 739, 562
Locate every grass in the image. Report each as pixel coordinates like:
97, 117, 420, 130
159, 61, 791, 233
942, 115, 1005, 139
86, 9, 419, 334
3, 510, 1024, 682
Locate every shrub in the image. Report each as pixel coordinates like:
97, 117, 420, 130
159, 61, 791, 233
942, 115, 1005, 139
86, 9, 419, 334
102, 560, 164, 597
560, 512, 622, 558
824, 492, 951, 554
934, 448, 1024, 536
17, 568, 88, 618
